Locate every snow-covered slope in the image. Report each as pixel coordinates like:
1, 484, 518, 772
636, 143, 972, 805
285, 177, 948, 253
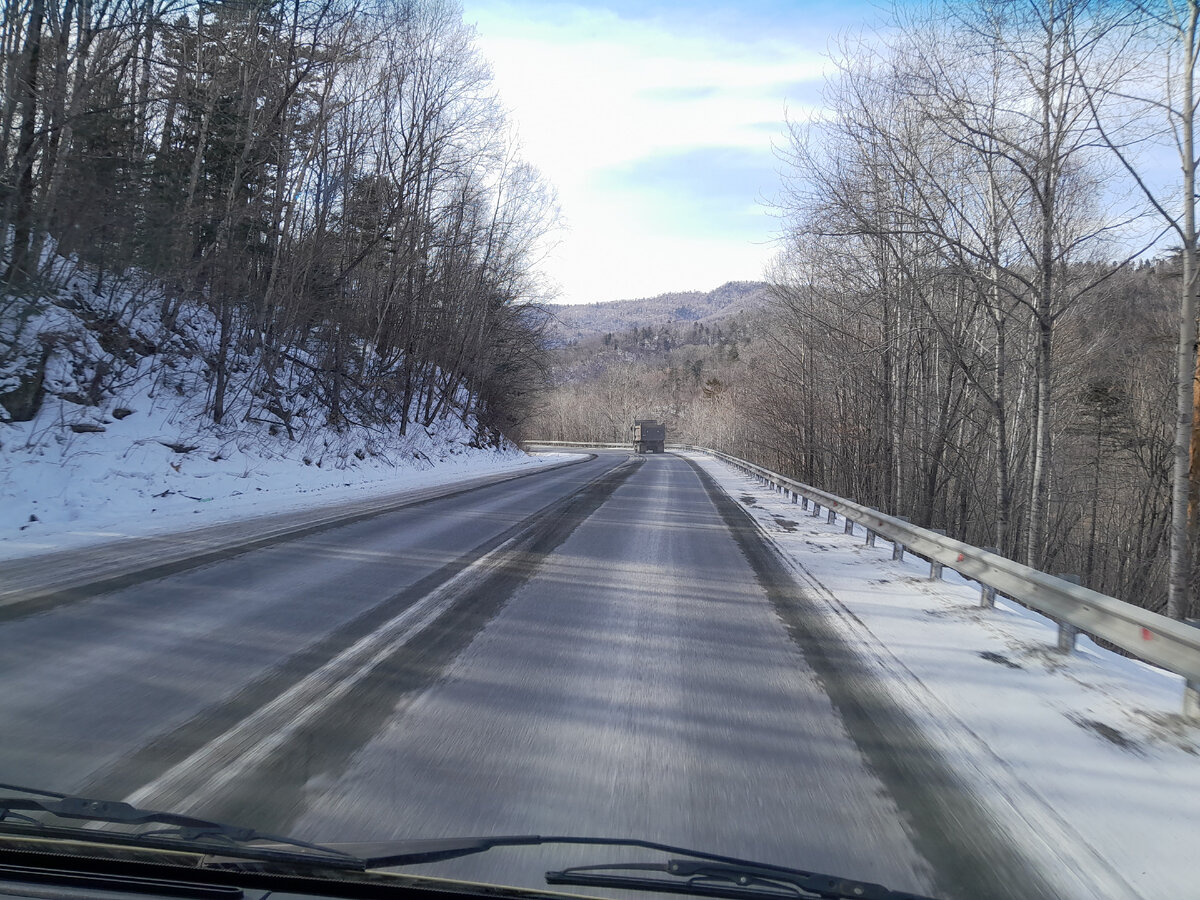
1, 269, 542, 560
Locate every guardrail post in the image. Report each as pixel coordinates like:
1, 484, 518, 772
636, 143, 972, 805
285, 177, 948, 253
844, 518, 854, 535
791, 491, 798, 504
1184, 681, 1200, 720
811, 503, 822, 518
891, 516, 910, 562
826, 508, 836, 525
1184, 620, 1200, 720
979, 548, 999, 608
928, 529, 946, 579
865, 529, 876, 548
801, 497, 808, 510
1054, 574, 1082, 652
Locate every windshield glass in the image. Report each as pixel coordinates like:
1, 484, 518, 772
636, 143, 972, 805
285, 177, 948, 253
2, 2, 1197, 900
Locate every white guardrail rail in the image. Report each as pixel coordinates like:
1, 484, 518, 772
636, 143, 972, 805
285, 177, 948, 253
530, 441, 632, 450
526, 440, 1200, 717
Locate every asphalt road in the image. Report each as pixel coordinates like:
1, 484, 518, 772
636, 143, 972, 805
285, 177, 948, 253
0, 451, 1058, 900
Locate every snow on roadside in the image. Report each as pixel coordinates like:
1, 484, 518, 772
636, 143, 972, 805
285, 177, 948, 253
2, 267, 580, 562
686, 451, 1199, 900
0, 381, 575, 562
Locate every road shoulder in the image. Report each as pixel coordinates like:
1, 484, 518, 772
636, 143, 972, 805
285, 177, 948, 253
683, 450, 1198, 900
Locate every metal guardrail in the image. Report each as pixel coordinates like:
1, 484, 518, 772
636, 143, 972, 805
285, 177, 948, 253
690, 445, 1200, 718
527, 439, 1200, 717
524, 441, 630, 450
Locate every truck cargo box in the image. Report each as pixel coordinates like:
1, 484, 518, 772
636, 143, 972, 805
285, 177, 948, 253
631, 419, 666, 453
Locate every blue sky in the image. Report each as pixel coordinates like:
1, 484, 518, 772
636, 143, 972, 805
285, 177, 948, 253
460, 0, 884, 304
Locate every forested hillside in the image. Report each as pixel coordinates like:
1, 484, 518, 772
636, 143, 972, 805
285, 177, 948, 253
530, 282, 762, 445
742, 260, 1178, 618
543, 281, 768, 345
1, 0, 555, 446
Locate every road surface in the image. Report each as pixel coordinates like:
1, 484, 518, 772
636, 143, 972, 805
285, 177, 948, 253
0, 451, 1056, 900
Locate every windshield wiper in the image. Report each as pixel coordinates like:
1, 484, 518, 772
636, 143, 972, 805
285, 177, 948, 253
312, 835, 939, 900
545, 858, 939, 900
0, 784, 362, 871
0, 795, 940, 899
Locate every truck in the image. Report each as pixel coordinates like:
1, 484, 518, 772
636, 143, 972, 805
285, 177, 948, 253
631, 419, 666, 454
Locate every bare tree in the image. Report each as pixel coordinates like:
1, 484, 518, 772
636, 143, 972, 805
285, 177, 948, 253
1076, 0, 1199, 619
2, 0, 558, 446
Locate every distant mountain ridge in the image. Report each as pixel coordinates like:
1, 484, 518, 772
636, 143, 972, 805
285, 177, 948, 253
544, 281, 769, 345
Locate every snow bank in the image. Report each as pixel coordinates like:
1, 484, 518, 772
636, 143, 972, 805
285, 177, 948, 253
1, 269, 557, 561
0, 408, 570, 561
686, 451, 1199, 900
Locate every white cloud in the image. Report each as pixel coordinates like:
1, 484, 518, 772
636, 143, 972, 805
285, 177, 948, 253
462, 2, 830, 303
558, 198, 776, 301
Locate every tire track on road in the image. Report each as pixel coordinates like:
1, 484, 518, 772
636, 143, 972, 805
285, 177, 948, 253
85, 456, 641, 830
684, 457, 1063, 900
